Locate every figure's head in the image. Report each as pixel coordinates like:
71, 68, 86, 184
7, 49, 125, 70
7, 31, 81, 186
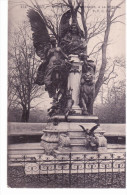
83, 71, 94, 84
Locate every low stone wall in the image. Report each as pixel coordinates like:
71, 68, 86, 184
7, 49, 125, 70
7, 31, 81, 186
8, 122, 47, 135
8, 122, 125, 137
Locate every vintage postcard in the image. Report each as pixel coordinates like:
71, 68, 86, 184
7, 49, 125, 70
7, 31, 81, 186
7, 0, 126, 189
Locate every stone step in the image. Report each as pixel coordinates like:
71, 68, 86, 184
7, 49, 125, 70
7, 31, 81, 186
8, 143, 44, 155
70, 143, 126, 152
8, 142, 125, 156
70, 137, 87, 144
70, 143, 90, 152
55, 145, 125, 154
68, 131, 85, 137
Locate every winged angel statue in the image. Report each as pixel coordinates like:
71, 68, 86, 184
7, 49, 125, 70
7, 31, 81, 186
28, 9, 95, 117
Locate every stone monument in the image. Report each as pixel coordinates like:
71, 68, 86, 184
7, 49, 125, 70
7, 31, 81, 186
28, 8, 107, 155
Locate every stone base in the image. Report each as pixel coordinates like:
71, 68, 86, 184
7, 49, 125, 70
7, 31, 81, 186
72, 105, 82, 114
54, 148, 105, 154
41, 140, 58, 155
50, 114, 99, 123
41, 129, 70, 154
57, 146, 72, 153
98, 147, 107, 153
41, 115, 107, 154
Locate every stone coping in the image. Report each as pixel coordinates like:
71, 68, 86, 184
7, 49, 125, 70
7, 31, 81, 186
43, 129, 68, 133
50, 115, 99, 123
8, 122, 125, 137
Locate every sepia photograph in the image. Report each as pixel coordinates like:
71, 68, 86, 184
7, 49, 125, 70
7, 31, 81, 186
7, 0, 126, 188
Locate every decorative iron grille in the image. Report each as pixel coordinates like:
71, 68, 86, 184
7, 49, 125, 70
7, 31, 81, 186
8, 152, 126, 188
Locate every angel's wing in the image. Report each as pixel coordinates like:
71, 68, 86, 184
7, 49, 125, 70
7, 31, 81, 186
27, 9, 51, 59
59, 10, 71, 40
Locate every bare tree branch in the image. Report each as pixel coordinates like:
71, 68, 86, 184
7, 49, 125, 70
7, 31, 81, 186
110, 0, 125, 19
8, 23, 45, 122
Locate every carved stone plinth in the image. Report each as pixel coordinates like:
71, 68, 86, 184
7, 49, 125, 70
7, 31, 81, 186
41, 115, 107, 154
41, 129, 70, 155
94, 127, 107, 152
41, 141, 58, 155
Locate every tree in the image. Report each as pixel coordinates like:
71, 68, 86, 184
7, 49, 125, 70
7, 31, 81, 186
94, 0, 125, 98
8, 23, 45, 122
23, 0, 125, 108
94, 79, 125, 123
99, 56, 125, 103
94, 56, 125, 123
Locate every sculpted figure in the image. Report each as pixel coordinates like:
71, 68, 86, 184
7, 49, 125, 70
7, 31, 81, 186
80, 60, 96, 115
28, 8, 95, 117
28, 9, 72, 116
79, 124, 99, 149
44, 37, 69, 98
60, 23, 87, 56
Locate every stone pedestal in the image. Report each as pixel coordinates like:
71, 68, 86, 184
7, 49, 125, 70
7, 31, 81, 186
67, 55, 83, 114
41, 129, 70, 155
41, 115, 107, 154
